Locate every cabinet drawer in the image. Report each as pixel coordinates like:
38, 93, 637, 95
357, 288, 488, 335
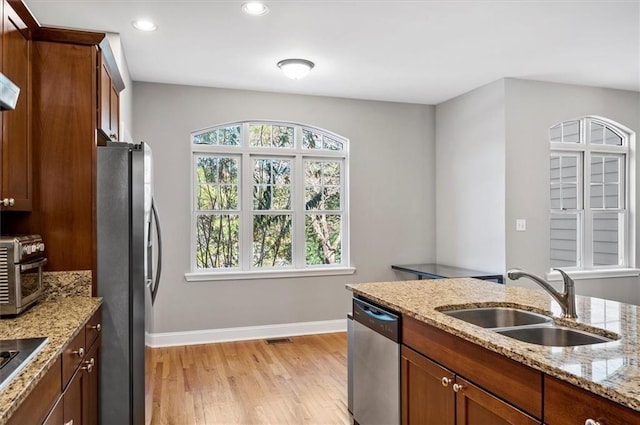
7, 357, 62, 425
62, 328, 86, 389
456, 376, 540, 425
85, 307, 102, 349
544, 376, 640, 425
403, 316, 543, 419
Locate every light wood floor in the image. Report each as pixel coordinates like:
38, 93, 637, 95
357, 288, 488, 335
146, 332, 351, 425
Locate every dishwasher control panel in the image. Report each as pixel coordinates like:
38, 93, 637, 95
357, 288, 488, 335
352, 297, 400, 342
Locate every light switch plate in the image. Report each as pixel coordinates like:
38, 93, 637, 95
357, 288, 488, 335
516, 219, 526, 231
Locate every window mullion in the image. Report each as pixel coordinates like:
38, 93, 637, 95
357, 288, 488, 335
583, 149, 593, 269
191, 154, 198, 272
341, 158, 349, 266
294, 154, 305, 268
242, 138, 253, 271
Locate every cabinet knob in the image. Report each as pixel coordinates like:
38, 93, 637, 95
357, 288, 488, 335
441, 377, 452, 387
1, 198, 15, 207
82, 357, 95, 373
64, 420, 74, 425
89, 323, 102, 332
110, 133, 117, 140
452, 383, 464, 393
73, 347, 85, 357
585, 420, 601, 425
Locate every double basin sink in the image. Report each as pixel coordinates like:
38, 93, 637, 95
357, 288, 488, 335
443, 307, 615, 347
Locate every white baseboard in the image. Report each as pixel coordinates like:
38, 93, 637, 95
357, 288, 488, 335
145, 318, 347, 348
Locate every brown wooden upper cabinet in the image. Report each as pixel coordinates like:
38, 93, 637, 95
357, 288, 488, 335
1, 0, 31, 211
98, 51, 120, 142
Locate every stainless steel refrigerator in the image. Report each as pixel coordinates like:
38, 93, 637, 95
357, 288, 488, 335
97, 142, 161, 425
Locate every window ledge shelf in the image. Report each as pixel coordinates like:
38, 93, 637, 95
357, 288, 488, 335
185, 266, 356, 282
546, 268, 640, 281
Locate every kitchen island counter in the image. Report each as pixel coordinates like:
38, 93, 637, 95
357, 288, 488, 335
347, 278, 640, 413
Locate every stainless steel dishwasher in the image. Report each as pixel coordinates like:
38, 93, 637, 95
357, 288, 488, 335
352, 297, 400, 425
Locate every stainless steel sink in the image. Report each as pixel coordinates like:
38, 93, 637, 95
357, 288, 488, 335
495, 326, 613, 347
443, 306, 615, 347
444, 307, 552, 328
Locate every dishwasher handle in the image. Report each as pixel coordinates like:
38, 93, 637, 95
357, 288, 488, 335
353, 298, 400, 343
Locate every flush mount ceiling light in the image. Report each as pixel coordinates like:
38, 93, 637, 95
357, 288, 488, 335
132, 19, 157, 32
277, 59, 315, 80
242, 2, 270, 16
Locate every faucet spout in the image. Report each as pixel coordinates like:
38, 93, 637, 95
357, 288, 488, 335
506, 268, 577, 319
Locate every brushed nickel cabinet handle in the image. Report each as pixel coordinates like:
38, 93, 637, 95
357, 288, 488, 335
73, 347, 85, 357
441, 377, 452, 387
452, 383, 464, 393
64, 420, 73, 425
585, 420, 601, 425
1, 198, 14, 207
89, 323, 102, 332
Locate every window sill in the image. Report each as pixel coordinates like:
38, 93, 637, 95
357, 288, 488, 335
545, 268, 640, 281
185, 266, 356, 282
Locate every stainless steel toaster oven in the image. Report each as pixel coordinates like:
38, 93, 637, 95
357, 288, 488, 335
0, 235, 47, 316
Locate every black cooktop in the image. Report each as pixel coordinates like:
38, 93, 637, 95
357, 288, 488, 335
0, 337, 48, 391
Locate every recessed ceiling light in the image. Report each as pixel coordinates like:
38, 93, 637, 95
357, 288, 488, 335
277, 59, 315, 80
132, 19, 157, 32
242, 2, 269, 16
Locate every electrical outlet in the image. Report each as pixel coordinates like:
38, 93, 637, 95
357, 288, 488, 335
516, 219, 526, 231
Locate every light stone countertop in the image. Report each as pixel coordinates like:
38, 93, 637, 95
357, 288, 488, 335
347, 278, 640, 412
0, 272, 100, 425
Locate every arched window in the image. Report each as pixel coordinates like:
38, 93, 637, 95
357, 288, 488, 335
549, 116, 634, 271
188, 121, 351, 279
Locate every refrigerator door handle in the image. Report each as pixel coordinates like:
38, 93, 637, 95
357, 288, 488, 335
150, 198, 162, 305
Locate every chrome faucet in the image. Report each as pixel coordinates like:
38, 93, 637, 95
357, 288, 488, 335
506, 268, 577, 319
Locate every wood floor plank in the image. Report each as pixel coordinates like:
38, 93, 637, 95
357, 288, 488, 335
147, 332, 351, 425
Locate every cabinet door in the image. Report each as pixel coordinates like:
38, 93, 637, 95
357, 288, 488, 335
98, 54, 119, 142
99, 59, 111, 140
401, 346, 455, 425
455, 377, 540, 425
1, 0, 31, 211
42, 396, 63, 425
109, 84, 119, 140
63, 368, 84, 425
82, 339, 100, 425
544, 376, 640, 425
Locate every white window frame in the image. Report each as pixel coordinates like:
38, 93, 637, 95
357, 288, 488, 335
548, 116, 639, 281
186, 121, 354, 281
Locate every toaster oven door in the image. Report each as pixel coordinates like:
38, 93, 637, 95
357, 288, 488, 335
17, 258, 47, 310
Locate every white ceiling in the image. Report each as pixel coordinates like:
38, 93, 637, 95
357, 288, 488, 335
23, 0, 640, 105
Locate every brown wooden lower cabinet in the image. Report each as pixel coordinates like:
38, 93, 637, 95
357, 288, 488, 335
59, 338, 99, 425
7, 307, 101, 425
400, 315, 640, 425
82, 339, 100, 425
402, 345, 455, 425
401, 345, 540, 425
64, 366, 84, 425
403, 316, 542, 419
544, 375, 640, 425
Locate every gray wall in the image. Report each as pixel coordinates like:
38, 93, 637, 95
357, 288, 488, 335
504, 79, 640, 304
133, 82, 436, 333
435, 80, 506, 273
434, 78, 640, 305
